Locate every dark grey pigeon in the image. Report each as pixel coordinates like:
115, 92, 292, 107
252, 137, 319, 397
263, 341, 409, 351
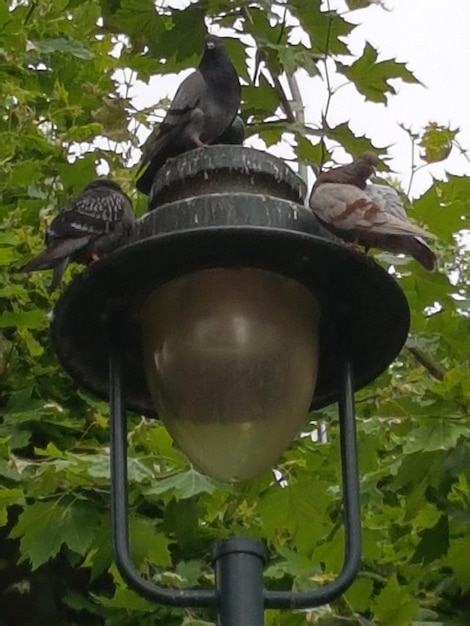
136, 34, 241, 195
21, 179, 135, 291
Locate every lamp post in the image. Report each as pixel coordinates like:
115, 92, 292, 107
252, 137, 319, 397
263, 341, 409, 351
51, 146, 410, 624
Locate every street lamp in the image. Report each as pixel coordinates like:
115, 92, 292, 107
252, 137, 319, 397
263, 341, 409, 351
51, 146, 409, 624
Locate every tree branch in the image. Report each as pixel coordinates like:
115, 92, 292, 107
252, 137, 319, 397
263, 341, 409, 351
406, 345, 446, 381
286, 73, 309, 183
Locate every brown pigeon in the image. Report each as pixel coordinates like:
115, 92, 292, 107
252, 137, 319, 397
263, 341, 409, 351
136, 35, 241, 195
309, 154, 438, 271
21, 180, 135, 291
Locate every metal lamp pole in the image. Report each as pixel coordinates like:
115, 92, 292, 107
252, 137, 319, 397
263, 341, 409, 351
51, 146, 410, 624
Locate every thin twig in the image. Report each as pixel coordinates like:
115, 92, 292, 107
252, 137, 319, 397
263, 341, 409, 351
270, 73, 296, 123
406, 131, 417, 197
319, 0, 334, 169
24, 1, 36, 25
406, 346, 446, 381
286, 73, 309, 182
242, 5, 297, 125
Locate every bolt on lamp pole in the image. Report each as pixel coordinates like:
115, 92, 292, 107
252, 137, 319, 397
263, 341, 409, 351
51, 146, 410, 624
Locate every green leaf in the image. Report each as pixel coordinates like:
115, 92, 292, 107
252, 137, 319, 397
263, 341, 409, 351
32, 38, 95, 60
411, 516, 449, 565
10, 501, 99, 569
323, 120, 387, 158
144, 468, 217, 499
419, 123, 457, 163
243, 77, 281, 118
257, 478, 330, 552
403, 418, 469, 454
81, 516, 113, 581
0, 232, 21, 245
129, 517, 172, 568
0, 487, 25, 526
345, 577, 375, 612
372, 576, 419, 626
337, 42, 419, 103
345, 0, 378, 8
0, 247, 18, 265
444, 442, 470, 476
290, 2, 354, 55
97, 571, 156, 610
445, 535, 470, 588
295, 135, 324, 165
0, 310, 47, 329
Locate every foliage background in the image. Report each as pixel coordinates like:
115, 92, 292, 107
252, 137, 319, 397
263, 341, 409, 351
0, 0, 469, 624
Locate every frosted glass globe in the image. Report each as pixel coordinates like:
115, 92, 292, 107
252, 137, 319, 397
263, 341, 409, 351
141, 268, 320, 482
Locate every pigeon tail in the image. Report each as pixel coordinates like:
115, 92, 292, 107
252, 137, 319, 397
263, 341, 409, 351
49, 257, 70, 292
20, 236, 91, 273
410, 238, 438, 271
136, 123, 183, 195
136, 151, 168, 195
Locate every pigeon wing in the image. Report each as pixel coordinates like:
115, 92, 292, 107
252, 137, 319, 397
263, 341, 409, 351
49, 188, 132, 242
311, 183, 435, 239
138, 71, 205, 173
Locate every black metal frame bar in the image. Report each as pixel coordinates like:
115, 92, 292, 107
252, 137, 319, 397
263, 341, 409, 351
264, 360, 361, 608
109, 347, 361, 618
109, 344, 216, 608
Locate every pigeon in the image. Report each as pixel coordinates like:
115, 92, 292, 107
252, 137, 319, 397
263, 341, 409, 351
309, 154, 438, 271
21, 179, 135, 291
136, 34, 241, 195
217, 115, 245, 145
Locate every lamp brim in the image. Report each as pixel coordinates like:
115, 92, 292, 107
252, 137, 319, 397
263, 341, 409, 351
51, 217, 409, 417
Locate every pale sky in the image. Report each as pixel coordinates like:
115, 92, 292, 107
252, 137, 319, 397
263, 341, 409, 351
333, 0, 470, 195
129, 0, 470, 197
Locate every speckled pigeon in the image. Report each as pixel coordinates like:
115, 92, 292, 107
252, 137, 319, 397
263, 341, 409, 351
309, 154, 438, 271
136, 34, 241, 195
21, 179, 135, 291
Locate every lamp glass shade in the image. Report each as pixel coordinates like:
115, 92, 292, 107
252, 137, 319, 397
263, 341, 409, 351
141, 268, 320, 482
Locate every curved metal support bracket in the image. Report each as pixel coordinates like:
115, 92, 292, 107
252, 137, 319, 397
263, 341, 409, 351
109, 342, 217, 608
110, 345, 361, 612
264, 360, 361, 608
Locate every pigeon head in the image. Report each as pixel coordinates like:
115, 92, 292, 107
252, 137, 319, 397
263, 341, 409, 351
204, 35, 222, 51
200, 35, 232, 69
358, 152, 380, 168
315, 152, 380, 190
349, 152, 380, 186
